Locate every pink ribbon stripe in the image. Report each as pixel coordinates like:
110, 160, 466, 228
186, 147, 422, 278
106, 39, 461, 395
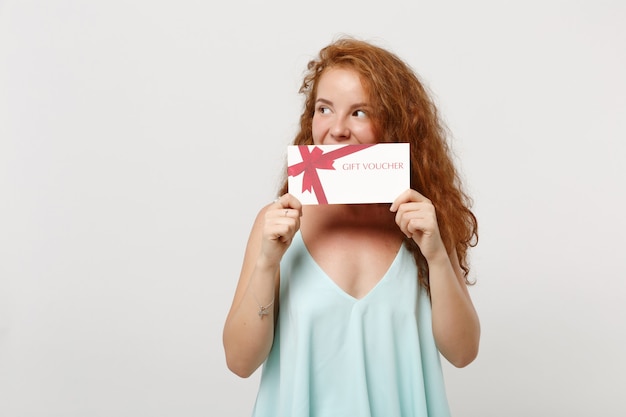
287, 144, 376, 204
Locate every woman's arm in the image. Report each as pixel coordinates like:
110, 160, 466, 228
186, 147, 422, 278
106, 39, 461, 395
425, 247, 480, 367
222, 195, 302, 377
391, 189, 480, 368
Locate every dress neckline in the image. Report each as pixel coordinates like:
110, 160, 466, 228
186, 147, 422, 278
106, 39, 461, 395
296, 231, 405, 302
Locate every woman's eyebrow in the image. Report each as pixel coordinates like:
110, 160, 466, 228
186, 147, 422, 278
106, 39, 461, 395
315, 98, 370, 109
315, 98, 332, 105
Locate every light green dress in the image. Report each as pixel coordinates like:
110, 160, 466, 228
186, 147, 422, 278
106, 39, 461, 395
252, 231, 451, 417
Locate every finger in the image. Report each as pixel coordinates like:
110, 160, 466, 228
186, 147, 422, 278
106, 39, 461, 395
275, 193, 303, 216
390, 189, 429, 212
398, 212, 427, 238
267, 207, 303, 224
406, 217, 429, 237
394, 201, 428, 226
265, 198, 302, 242
269, 224, 296, 242
269, 207, 296, 219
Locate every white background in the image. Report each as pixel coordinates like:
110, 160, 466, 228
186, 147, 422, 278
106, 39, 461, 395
1, 1, 625, 416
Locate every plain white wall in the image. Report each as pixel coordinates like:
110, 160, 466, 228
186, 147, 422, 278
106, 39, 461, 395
1, 1, 625, 416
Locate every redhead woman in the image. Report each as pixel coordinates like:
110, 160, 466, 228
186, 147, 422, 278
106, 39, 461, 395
223, 37, 480, 417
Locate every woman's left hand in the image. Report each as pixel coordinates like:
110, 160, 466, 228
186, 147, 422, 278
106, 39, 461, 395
390, 189, 447, 262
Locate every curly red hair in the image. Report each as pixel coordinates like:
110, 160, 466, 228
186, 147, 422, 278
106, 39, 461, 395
279, 37, 478, 289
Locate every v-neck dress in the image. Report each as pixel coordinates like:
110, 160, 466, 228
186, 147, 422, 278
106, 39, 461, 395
251, 231, 450, 417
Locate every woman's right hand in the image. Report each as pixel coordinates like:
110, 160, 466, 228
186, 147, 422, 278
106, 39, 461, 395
260, 193, 302, 266
223, 193, 302, 377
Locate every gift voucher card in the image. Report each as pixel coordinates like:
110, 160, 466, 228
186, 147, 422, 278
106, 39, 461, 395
287, 143, 410, 205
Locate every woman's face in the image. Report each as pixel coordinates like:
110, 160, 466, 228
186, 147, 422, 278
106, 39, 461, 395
311, 67, 377, 145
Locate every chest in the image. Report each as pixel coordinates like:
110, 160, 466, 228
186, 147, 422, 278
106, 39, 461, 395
303, 230, 404, 300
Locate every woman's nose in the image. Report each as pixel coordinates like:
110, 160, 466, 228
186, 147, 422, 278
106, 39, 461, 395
330, 118, 350, 141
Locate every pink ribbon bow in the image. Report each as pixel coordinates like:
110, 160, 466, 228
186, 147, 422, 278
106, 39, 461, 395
287, 144, 376, 204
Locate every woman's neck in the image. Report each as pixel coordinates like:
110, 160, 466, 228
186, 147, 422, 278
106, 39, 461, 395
302, 203, 397, 229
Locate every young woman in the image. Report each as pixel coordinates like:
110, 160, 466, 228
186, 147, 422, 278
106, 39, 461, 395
223, 37, 480, 417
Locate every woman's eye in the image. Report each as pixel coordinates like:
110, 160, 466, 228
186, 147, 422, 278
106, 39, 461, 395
317, 106, 331, 114
353, 109, 367, 118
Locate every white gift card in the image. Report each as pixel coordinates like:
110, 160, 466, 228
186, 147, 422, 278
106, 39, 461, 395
287, 143, 410, 205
